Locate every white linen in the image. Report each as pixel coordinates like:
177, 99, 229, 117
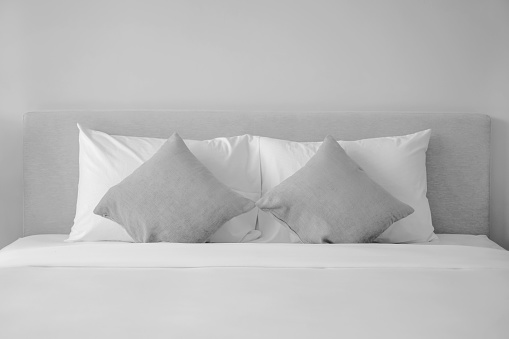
257, 130, 435, 244
0, 235, 507, 268
5, 234, 503, 253
1, 235, 508, 339
432, 234, 505, 250
69, 125, 261, 243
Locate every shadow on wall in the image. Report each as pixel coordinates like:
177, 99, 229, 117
490, 116, 509, 250
0, 114, 24, 249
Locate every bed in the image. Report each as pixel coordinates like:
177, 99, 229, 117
1, 111, 508, 339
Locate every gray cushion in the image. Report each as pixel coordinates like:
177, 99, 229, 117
256, 135, 415, 244
94, 133, 255, 243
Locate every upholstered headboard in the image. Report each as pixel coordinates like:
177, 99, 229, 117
23, 111, 491, 237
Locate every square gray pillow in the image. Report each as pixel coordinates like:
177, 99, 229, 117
94, 133, 255, 243
256, 135, 414, 244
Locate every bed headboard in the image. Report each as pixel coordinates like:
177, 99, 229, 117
23, 111, 491, 237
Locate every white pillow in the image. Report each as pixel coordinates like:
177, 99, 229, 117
68, 125, 261, 243
257, 130, 436, 243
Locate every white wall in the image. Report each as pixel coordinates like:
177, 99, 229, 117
1, 0, 508, 249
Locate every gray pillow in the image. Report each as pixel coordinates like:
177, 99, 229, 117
256, 135, 414, 244
94, 133, 255, 243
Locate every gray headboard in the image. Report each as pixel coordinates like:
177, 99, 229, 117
23, 111, 491, 236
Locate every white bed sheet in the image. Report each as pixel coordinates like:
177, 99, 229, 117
2, 233, 504, 254
0, 235, 508, 339
429, 234, 504, 250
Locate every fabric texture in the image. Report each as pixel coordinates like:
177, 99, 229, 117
257, 129, 435, 243
94, 133, 255, 243
68, 124, 261, 243
256, 136, 414, 244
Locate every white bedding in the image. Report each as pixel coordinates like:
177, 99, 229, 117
1, 235, 508, 339
429, 234, 505, 250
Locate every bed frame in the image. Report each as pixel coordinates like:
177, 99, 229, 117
23, 111, 491, 237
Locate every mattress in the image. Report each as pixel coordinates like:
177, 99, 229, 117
427, 234, 504, 250
0, 235, 508, 339
2, 234, 504, 254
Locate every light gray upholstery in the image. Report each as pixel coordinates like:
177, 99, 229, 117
23, 111, 491, 236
